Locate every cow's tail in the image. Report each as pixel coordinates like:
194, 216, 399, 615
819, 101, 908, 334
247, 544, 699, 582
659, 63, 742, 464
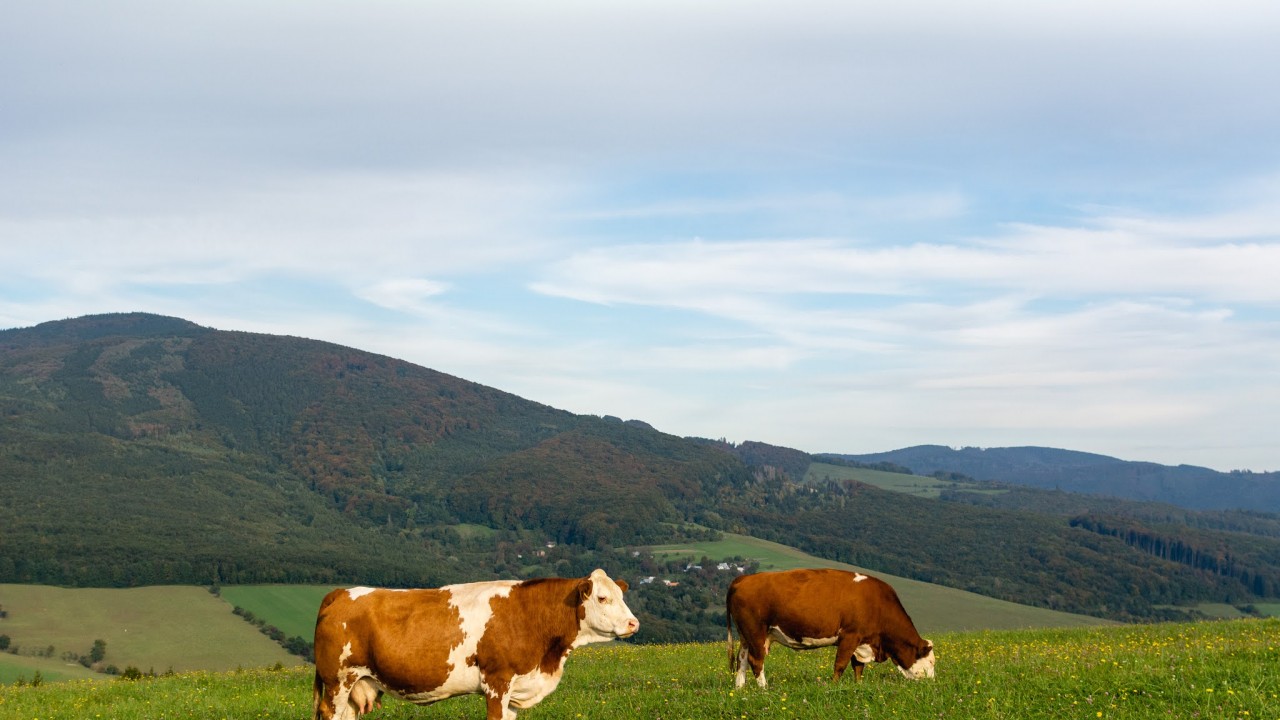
726, 596, 739, 672
313, 670, 324, 720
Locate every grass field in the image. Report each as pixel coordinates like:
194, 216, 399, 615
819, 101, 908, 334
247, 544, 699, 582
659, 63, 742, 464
1, 619, 1275, 719
647, 532, 1113, 633
0, 585, 306, 684
218, 585, 334, 642
0, 651, 101, 686
803, 461, 1006, 498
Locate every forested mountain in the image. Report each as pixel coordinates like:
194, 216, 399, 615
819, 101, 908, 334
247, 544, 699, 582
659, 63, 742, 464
0, 313, 743, 590
831, 445, 1280, 511
3, 313, 1280, 636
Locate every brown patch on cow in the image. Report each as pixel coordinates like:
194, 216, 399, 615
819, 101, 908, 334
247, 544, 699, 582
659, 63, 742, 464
314, 587, 465, 702
477, 577, 586, 678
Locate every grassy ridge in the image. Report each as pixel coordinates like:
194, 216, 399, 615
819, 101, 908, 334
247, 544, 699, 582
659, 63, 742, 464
804, 461, 1004, 498
1, 619, 1276, 719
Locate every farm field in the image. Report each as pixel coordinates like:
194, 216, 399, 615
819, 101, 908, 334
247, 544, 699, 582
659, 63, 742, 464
0, 651, 100, 686
803, 461, 1006, 498
647, 532, 1114, 633
0, 585, 306, 684
1, 618, 1275, 719
218, 585, 334, 642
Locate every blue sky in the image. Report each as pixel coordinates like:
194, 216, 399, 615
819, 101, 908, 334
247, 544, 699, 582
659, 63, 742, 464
3, 1, 1279, 472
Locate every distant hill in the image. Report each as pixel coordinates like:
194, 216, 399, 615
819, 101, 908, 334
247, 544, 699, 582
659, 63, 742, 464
4, 313, 1280, 632
830, 445, 1280, 512
0, 312, 743, 590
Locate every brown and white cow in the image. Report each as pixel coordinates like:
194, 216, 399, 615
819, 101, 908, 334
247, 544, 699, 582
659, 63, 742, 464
726, 568, 934, 687
313, 568, 638, 720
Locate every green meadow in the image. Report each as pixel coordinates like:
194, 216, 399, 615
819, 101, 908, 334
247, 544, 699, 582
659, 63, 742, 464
647, 532, 1113, 633
1, 619, 1276, 719
803, 461, 1006, 499
0, 585, 306, 685
218, 586, 334, 643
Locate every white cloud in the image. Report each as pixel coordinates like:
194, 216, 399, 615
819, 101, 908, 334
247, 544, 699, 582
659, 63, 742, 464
3, 0, 1280, 471
356, 278, 450, 314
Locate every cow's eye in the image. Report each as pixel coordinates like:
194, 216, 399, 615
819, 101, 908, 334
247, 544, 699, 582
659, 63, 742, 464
597, 595, 609, 603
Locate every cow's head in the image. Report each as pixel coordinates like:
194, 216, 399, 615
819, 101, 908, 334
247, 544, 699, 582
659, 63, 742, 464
573, 568, 640, 646
896, 639, 935, 680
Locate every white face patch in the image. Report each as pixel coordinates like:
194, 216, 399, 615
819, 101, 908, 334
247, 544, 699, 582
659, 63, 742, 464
898, 644, 936, 679
574, 569, 639, 647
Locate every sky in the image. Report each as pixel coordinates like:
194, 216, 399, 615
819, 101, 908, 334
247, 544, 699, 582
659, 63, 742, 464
3, 1, 1279, 473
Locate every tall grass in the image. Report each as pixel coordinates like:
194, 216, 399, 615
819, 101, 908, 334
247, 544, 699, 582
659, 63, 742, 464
2, 619, 1276, 719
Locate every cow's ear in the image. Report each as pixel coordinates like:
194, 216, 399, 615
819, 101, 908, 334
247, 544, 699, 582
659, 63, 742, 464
615, 578, 629, 593
576, 577, 594, 602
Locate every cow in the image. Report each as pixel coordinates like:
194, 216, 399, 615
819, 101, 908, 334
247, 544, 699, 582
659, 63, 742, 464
313, 568, 639, 720
725, 568, 934, 688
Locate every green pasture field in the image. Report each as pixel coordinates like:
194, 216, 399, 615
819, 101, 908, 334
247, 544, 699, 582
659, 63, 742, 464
803, 461, 1007, 498
2, 619, 1275, 719
647, 532, 1113, 634
0, 585, 305, 684
0, 651, 100, 686
218, 585, 334, 642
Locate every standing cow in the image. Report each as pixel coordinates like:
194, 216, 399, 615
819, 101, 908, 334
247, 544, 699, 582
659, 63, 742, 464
726, 568, 934, 687
313, 568, 638, 720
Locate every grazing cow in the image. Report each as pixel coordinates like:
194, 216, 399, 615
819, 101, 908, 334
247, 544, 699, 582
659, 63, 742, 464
726, 568, 934, 688
313, 569, 638, 720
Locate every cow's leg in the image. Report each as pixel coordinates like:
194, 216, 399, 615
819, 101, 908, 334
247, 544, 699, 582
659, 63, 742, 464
484, 692, 517, 720
483, 676, 517, 720
745, 636, 769, 689
315, 673, 359, 720
835, 638, 878, 682
315, 685, 337, 720
833, 646, 853, 681
730, 615, 769, 689
734, 646, 749, 688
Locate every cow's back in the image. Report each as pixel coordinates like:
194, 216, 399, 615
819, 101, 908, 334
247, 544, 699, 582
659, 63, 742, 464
730, 569, 895, 636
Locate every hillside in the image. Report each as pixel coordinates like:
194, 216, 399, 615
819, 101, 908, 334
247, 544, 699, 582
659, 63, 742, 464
831, 445, 1280, 511
3, 312, 1280, 633
0, 313, 744, 590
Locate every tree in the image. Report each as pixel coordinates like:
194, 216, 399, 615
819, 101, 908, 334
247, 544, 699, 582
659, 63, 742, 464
89, 638, 107, 664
